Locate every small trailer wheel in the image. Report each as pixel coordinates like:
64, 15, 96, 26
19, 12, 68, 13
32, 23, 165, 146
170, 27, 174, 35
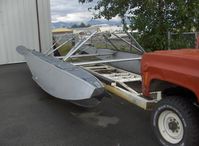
151, 96, 199, 146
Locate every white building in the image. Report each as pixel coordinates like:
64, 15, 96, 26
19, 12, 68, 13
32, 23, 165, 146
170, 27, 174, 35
0, 0, 52, 65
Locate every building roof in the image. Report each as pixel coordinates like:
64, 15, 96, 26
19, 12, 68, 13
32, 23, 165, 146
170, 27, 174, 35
52, 28, 73, 34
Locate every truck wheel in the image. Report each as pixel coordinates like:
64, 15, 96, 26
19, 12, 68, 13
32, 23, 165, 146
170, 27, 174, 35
151, 96, 199, 146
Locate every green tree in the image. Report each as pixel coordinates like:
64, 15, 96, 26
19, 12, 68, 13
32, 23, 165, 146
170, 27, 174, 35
80, 0, 199, 51
79, 22, 86, 27
71, 22, 91, 28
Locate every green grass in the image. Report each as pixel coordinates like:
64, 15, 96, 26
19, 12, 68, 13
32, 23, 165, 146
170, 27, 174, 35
57, 43, 73, 56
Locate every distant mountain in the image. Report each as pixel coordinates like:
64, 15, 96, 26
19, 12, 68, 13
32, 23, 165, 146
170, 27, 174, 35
52, 19, 122, 29
88, 19, 121, 26
51, 22, 74, 29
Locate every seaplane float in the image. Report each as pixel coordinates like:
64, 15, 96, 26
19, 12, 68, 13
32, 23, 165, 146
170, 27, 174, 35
17, 30, 156, 108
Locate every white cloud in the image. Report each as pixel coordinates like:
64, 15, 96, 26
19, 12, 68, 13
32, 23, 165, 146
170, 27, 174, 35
52, 12, 93, 23
50, 0, 121, 23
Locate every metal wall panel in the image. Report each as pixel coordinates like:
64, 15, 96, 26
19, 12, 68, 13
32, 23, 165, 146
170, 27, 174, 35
37, 0, 52, 53
0, 0, 52, 64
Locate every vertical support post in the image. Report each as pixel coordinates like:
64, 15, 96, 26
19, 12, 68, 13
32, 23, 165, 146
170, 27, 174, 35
195, 32, 197, 49
168, 31, 171, 50
196, 32, 199, 49
130, 32, 133, 52
106, 37, 108, 49
35, 0, 42, 52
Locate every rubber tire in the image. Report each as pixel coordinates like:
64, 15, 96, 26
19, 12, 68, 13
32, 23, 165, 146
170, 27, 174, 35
151, 96, 199, 146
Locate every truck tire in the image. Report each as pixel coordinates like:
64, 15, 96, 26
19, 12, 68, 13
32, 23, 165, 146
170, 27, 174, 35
151, 96, 199, 146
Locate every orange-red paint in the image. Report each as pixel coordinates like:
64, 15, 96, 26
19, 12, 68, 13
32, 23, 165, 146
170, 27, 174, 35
141, 48, 199, 103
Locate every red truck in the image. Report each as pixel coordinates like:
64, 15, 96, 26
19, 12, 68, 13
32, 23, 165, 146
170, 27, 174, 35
141, 49, 199, 146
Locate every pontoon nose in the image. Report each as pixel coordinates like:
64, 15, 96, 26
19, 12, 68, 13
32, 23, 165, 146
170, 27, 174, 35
71, 87, 106, 108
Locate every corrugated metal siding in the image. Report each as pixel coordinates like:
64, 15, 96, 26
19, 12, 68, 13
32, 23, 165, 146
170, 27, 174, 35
0, 0, 52, 64
37, 0, 52, 53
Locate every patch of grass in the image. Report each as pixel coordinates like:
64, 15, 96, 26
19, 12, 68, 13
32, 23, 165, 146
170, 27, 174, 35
57, 43, 73, 56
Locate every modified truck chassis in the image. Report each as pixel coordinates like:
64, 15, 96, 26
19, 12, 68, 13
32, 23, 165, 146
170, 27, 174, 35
18, 30, 199, 146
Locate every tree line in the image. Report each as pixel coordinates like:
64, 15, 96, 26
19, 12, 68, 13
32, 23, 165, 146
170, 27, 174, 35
79, 0, 199, 51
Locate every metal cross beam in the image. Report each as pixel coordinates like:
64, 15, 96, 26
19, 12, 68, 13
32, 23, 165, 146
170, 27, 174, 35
72, 57, 141, 66
63, 31, 98, 61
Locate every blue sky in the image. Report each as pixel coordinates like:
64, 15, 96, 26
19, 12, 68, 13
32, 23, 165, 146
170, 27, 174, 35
50, 0, 120, 23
